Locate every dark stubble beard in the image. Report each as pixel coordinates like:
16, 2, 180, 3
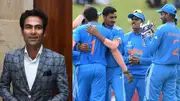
161, 18, 167, 24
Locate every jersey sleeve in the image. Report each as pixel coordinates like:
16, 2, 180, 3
121, 34, 129, 64
106, 29, 113, 40
139, 56, 152, 65
73, 27, 81, 43
113, 29, 124, 44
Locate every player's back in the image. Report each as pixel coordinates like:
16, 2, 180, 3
73, 22, 112, 66
152, 23, 180, 65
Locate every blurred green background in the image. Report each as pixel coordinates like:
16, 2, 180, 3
73, 0, 180, 34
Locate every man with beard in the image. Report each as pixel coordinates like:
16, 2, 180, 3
144, 4, 179, 101
123, 10, 152, 101
0, 8, 69, 101
101, 6, 126, 101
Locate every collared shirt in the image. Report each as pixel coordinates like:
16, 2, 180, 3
24, 45, 43, 90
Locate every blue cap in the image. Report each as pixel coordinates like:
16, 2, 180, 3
128, 13, 146, 22
156, 4, 177, 15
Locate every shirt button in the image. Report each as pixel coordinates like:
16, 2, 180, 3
28, 95, 31, 98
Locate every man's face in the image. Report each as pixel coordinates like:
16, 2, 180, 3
160, 12, 167, 24
131, 16, 142, 29
103, 12, 117, 26
22, 16, 45, 47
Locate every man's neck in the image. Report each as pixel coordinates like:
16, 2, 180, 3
166, 21, 175, 23
26, 45, 41, 60
103, 22, 113, 27
133, 28, 140, 34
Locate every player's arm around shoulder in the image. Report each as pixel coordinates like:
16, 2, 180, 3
113, 26, 125, 45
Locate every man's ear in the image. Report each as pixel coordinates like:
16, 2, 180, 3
43, 32, 46, 37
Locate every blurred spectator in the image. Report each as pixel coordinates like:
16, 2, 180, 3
73, 0, 94, 5
174, 0, 180, 8
73, 0, 111, 5
146, 0, 167, 8
95, 0, 112, 5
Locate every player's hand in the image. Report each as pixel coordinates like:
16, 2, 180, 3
129, 55, 140, 65
150, 28, 155, 37
123, 70, 133, 83
151, 28, 155, 33
77, 43, 91, 52
86, 25, 100, 36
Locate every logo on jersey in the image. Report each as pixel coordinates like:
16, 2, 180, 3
128, 48, 143, 55
126, 41, 133, 49
126, 41, 143, 55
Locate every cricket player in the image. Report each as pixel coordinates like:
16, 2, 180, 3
123, 10, 152, 101
72, 4, 91, 29
72, 6, 104, 100
175, 14, 180, 101
101, 6, 126, 101
144, 4, 180, 101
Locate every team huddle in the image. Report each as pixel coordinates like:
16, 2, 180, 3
72, 4, 180, 101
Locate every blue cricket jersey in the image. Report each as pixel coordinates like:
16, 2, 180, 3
123, 31, 152, 75
73, 21, 112, 66
145, 22, 180, 65
103, 25, 125, 68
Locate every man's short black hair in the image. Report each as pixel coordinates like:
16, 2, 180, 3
20, 8, 48, 30
102, 6, 117, 16
83, 7, 98, 22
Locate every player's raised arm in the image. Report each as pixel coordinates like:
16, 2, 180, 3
86, 25, 119, 50
73, 4, 91, 29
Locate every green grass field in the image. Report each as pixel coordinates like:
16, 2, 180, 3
73, 0, 180, 33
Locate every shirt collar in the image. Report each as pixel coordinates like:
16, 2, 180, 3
165, 22, 175, 25
132, 31, 141, 36
102, 22, 114, 30
24, 45, 43, 58
87, 21, 99, 25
